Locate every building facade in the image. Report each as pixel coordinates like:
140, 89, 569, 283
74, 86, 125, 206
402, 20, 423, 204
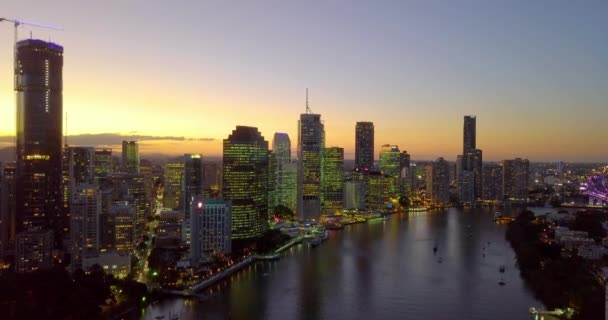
355, 122, 374, 169
297, 114, 324, 220
121, 141, 139, 174
15, 39, 64, 242
223, 126, 269, 239
502, 158, 530, 202
321, 147, 344, 213
190, 197, 232, 263
426, 157, 451, 205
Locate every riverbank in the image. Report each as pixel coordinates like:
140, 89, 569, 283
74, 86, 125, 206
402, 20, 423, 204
506, 210, 604, 319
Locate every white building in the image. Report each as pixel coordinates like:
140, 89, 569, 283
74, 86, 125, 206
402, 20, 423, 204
190, 197, 232, 263
344, 181, 365, 210
577, 244, 605, 260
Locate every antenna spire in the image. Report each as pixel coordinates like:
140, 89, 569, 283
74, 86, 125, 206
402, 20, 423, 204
64, 112, 68, 146
305, 88, 312, 114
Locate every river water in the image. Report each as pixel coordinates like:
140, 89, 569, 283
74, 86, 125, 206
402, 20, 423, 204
141, 208, 542, 320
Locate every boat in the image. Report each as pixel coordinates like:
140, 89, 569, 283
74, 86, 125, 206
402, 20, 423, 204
437, 257, 443, 263
499, 265, 506, 273
308, 238, 322, 247
433, 241, 438, 254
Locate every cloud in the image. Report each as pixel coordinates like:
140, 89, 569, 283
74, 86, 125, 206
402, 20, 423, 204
0, 133, 215, 146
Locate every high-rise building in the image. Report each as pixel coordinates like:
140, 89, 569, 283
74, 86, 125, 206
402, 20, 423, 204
268, 151, 277, 215
15, 39, 64, 242
426, 157, 450, 205
344, 181, 366, 210
366, 170, 392, 210
379, 144, 401, 198
458, 116, 482, 202
355, 122, 374, 169
109, 202, 135, 253
121, 141, 139, 174
399, 151, 414, 194
182, 154, 203, 244
503, 158, 530, 202
297, 113, 324, 220
14, 229, 53, 273
272, 133, 296, 214
202, 162, 221, 198
272, 133, 291, 163
0, 163, 16, 259
163, 160, 184, 210
463, 115, 476, 153
70, 184, 101, 271
482, 164, 503, 201
321, 147, 344, 213
223, 126, 269, 239
190, 197, 232, 263
94, 148, 113, 179
62, 147, 95, 238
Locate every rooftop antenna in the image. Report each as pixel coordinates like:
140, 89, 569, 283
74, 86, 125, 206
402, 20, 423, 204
64, 112, 68, 147
305, 88, 312, 114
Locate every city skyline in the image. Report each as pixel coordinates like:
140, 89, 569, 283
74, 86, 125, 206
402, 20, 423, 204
1, 1, 607, 162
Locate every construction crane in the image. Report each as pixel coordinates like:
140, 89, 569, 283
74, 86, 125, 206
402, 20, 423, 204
0, 17, 63, 159
0, 17, 63, 84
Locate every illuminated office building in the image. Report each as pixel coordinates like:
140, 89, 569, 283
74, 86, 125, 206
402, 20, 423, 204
70, 184, 101, 271
62, 147, 95, 237
297, 113, 324, 220
379, 144, 401, 198
163, 160, 184, 210
272, 133, 296, 214
94, 148, 113, 179
182, 154, 203, 244
321, 147, 344, 213
223, 126, 269, 239
109, 202, 135, 253
15, 39, 64, 241
121, 141, 139, 174
1, 164, 16, 259
355, 122, 374, 169
366, 170, 392, 210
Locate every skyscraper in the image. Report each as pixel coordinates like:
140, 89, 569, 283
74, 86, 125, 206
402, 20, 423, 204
93, 148, 113, 179
272, 133, 291, 163
0, 164, 16, 259
458, 116, 482, 202
482, 164, 503, 201
272, 133, 296, 213
503, 158, 530, 202
321, 147, 344, 213
223, 126, 269, 239
297, 113, 324, 220
182, 154, 203, 244
62, 147, 95, 237
463, 115, 476, 153
121, 141, 139, 174
163, 160, 184, 210
15, 39, 64, 241
379, 144, 401, 198
355, 122, 374, 169
426, 157, 451, 205
70, 184, 101, 271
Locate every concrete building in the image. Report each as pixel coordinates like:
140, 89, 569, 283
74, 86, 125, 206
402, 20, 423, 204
482, 164, 503, 201
82, 251, 131, 279
190, 197, 232, 263
502, 158, 530, 202
70, 184, 101, 271
14, 229, 53, 273
321, 147, 344, 213
426, 157, 451, 205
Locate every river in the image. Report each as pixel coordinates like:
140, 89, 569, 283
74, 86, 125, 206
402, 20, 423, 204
141, 207, 542, 320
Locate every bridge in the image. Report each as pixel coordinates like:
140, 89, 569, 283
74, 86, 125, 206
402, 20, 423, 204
582, 176, 608, 207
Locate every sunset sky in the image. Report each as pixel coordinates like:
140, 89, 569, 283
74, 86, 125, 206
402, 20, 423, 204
1, 1, 607, 161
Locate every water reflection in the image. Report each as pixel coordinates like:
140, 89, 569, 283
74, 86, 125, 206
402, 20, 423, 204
143, 208, 542, 320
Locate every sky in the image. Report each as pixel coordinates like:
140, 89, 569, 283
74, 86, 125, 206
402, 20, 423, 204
1, 0, 607, 161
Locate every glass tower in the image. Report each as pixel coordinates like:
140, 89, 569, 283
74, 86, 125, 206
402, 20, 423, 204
223, 126, 269, 239
321, 147, 344, 213
355, 122, 374, 169
15, 39, 64, 240
121, 141, 139, 174
297, 114, 324, 220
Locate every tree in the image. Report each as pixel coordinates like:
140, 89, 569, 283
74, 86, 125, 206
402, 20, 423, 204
273, 205, 294, 220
